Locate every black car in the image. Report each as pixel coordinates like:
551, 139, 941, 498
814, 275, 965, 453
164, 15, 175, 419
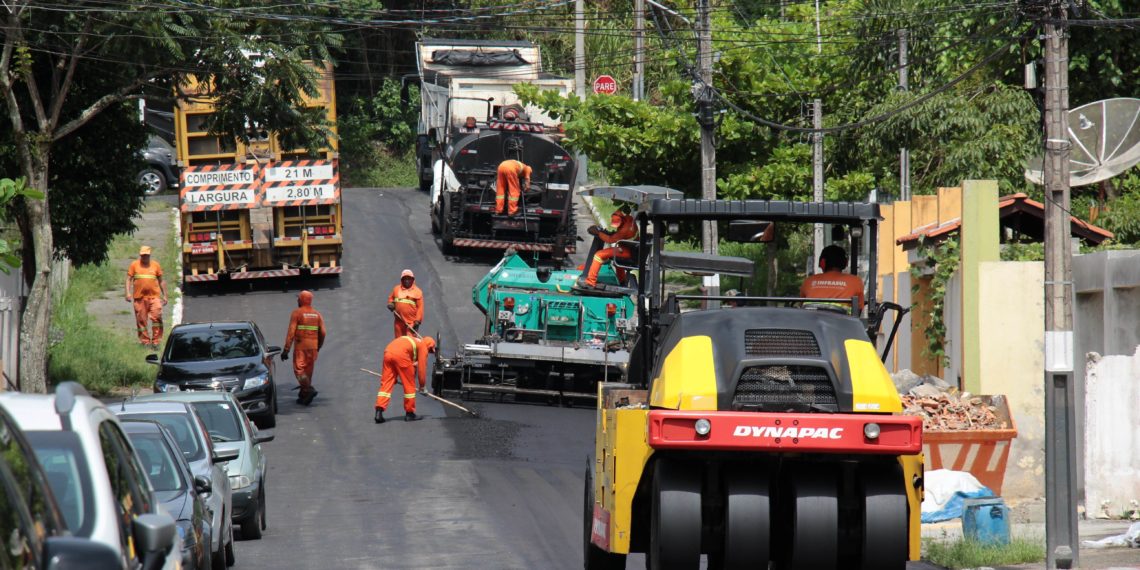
122, 420, 218, 570
148, 321, 282, 428
139, 134, 180, 195
0, 404, 122, 569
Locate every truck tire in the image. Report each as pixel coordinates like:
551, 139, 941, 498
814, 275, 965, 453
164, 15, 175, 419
648, 459, 701, 570
859, 463, 907, 570
584, 468, 626, 569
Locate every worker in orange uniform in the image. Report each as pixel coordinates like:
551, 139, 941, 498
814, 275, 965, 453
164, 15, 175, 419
125, 245, 167, 350
578, 207, 638, 288
495, 138, 532, 216
282, 290, 327, 406
374, 335, 436, 423
387, 269, 424, 338
800, 245, 865, 313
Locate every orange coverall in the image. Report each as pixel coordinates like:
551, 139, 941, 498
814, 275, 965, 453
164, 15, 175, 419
127, 260, 164, 345
388, 283, 424, 338
495, 159, 532, 215
584, 211, 637, 286
375, 336, 436, 414
800, 271, 866, 312
284, 292, 327, 398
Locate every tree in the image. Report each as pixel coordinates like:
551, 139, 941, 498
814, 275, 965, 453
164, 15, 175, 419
1, 1, 340, 392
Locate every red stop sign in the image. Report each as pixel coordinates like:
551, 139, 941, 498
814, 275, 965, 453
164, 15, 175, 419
592, 75, 618, 95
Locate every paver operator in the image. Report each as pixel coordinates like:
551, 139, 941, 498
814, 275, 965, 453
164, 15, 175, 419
495, 139, 532, 216
800, 244, 865, 312
387, 269, 424, 338
125, 245, 167, 349
579, 207, 637, 288
282, 290, 327, 406
374, 335, 436, 423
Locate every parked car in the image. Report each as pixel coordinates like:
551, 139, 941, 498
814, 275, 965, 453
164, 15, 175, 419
148, 322, 282, 428
0, 382, 181, 569
122, 419, 221, 569
116, 400, 235, 567
0, 403, 127, 569
139, 134, 180, 195
141, 392, 273, 540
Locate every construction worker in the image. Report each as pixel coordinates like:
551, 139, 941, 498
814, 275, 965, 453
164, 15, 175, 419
578, 207, 637, 288
387, 269, 424, 338
125, 245, 167, 349
495, 138, 531, 216
282, 290, 327, 406
801, 244, 865, 312
374, 335, 436, 423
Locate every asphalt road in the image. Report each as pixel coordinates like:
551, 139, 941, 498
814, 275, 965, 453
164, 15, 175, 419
183, 187, 596, 569
182, 187, 946, 570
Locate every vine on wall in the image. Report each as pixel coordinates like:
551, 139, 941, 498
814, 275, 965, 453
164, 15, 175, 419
909, 237, 960, 366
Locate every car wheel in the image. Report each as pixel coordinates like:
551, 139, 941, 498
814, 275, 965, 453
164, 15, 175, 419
241, 489, 264, 540
138, 167, 166, 195
256, 409, 276, 429
211, 514, 226, 570
224, 522, 235, 567
259, 484, 267, 531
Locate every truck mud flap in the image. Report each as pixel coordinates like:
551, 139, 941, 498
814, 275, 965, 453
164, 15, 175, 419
452, 238, 575, 253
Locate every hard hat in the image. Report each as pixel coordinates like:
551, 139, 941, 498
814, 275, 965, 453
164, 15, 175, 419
139, 246, 152, 255
422, 336, 437, 353
401, 269, 415, 279
297, 290, 313, 306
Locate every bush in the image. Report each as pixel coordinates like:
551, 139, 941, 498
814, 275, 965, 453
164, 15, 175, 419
339, 78, 420, 187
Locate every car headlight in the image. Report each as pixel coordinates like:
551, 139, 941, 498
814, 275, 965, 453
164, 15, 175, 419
229, 475, 252, 490
242, 373, 269, 391
157, 381, 180, 393
176, 519, 195, 548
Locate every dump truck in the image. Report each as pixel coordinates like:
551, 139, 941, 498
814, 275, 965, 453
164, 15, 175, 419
174, 63, 343, 284
585, 195, 921, 569
415, 39, 578, 257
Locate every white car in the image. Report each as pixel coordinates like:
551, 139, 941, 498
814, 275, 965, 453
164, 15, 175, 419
0, 382, 182, 570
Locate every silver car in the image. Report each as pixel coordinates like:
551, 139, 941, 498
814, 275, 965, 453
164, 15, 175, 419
139, 392, 273, 540
116, 400, 235, 566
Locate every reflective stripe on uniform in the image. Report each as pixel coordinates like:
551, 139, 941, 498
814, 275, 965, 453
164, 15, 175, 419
133, 274, 157, 280
296, 325, 319, 331
403, 393, 416, 399
394, 298, 417, 305
377, 391, 391, 398
403, 336, 418, 360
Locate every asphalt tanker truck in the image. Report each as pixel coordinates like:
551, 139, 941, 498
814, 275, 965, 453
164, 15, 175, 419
584, 194, 922, 569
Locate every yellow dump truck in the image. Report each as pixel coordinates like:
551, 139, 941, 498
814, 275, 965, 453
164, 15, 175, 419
174, 63, 343, 283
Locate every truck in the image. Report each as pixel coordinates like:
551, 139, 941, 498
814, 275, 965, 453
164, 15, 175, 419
585, 194, 921, 569
174, 62, 343, 284
415, 39, 579, 257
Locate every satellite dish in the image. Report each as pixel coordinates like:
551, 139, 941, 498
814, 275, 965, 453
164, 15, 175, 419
1025, 98, 1140, 187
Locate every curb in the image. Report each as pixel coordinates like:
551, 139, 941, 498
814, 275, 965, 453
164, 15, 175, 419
170, 207, 183, 327
578, 193, 605, 227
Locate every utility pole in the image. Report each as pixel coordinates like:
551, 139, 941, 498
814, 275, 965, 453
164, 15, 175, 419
898, 28, 911, 200
697, 0, 718, 298
575, 0, 588, 187
1041, 1, 1078, 568
633, 0, 645, 101
813, 99, 824, 266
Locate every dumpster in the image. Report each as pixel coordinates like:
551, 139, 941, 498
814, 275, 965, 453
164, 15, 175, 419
921, 395, 1018, 496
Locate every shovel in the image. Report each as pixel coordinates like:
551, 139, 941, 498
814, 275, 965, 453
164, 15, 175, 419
359, 368, 478, 417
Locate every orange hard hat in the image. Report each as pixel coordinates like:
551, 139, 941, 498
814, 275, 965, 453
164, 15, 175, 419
421, 336, 437, 353
297, 290, 313, 306
401, 269, 415, 279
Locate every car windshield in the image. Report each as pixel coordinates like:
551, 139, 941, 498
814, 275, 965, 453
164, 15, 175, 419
125, 432, 185, 492
190, 402, 243, 443
25, 432, 95, 538
118, 412, 205, 463
166, 328, 259, 362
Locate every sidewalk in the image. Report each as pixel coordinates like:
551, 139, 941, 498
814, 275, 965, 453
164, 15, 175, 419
922, 498, 1140, 569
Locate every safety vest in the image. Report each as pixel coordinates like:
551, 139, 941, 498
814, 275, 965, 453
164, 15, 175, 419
403, 336, 418, 360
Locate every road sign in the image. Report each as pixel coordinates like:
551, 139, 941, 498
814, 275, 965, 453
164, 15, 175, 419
261, 159, 340, 206
592, 75, 618, 95
180, 164, 261, 212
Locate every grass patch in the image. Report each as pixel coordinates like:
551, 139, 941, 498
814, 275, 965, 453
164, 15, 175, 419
923, 537, 1045, 569
343, 148, 418, 188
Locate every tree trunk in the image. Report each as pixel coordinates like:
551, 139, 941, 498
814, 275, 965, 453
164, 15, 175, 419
17, 148, 53, 393
766, 240, 778, 296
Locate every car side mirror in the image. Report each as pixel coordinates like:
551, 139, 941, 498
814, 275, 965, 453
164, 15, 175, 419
145, 354, 159, 364
212, 448, 239, 463
265, 346, 282, 357
254, 430, 275, 444
132, 513, 176, 563
44, 536, 123, 570
194, 474, 212, 494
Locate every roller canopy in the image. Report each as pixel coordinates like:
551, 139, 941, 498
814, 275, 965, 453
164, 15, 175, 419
648, 199, 881, 224
658, 251, 754, 277
580, 186, 683, 208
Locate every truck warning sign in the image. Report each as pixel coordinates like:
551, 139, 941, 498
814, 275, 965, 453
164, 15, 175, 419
179, 164, 261, 212
261, 159, 340, 206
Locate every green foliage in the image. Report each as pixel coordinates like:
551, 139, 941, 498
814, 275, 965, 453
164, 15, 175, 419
909, 237, 960, 365
922, 537, 1044, 569
1096, 174, 1140, 245
1001, 242, 1045, 262
0, 177, 40, 273
338, 79, 420, 187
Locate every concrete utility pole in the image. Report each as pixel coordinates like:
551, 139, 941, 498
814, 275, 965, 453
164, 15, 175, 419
1041, 1, 1078, 568
813, 99, 824, 266
898, 28, 911, 201
697, 0, 718, 298
575, 0, 587, 186
633, 0, 645, 101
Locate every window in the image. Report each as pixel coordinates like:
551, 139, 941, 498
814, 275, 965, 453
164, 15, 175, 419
119, 413, 204, 463
0, 417, 62, 540
190, 402, 243, 443
166, 328, 258, 362
99, 422, 154, 565
0, 465, 37, 569
125, 433, 185, 493
25, 432, 95, 538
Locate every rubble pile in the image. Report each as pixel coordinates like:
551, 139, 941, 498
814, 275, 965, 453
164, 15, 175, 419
891, 369, 1010, 431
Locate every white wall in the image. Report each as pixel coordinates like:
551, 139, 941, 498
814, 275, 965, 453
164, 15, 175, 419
1084, 346, 1140, 517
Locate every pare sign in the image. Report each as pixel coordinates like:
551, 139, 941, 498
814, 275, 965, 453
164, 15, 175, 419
592, 75, 618, 95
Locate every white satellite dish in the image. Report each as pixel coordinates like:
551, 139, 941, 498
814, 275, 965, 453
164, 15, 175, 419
1025, 98, 1140, 187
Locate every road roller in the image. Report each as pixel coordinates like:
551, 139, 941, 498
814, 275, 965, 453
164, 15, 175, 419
585, 196, 923, 569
